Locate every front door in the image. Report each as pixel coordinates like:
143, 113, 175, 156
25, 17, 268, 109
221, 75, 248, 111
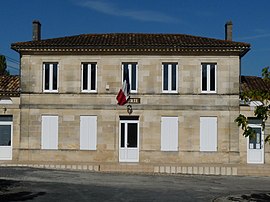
119, 120, 139, 162
0, 116, 13, 160
247, 124, 264, 164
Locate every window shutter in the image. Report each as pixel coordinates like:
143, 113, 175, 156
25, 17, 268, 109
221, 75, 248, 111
200, 117, 217, 151
161, 117, 178, 151
41, 116, 58, 149
80, 116, 97, 150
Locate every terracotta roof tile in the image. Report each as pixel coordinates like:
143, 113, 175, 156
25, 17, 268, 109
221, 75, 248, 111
11, 33, 250, 56
241, 76, 270, 92
0, 75, 20, 96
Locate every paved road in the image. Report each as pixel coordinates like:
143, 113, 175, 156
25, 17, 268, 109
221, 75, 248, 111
0, 167, 270, 201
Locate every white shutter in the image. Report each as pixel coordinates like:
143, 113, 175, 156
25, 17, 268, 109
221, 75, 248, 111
80, 116, 97, 150
161, 117, 178, 151
41, 116, 58, 149
200, 117, 217, 151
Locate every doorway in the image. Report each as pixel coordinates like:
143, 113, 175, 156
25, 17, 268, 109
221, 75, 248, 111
119, 118, 139, 162
0, 115, 13, 160
247, 124, 264, 164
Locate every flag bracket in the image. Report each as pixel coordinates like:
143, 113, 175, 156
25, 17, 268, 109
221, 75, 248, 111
127, 104, 133, 115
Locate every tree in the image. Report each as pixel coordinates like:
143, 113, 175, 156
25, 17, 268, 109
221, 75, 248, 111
235, 67, 270, 143
0, 55, 9, 75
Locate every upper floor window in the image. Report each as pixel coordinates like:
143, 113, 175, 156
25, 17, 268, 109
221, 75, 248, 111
162, 63, 178, 93
81, 63, 97, 92
43, 63, 58, 92
201, 63, 216, 93
122, 63, 137, 93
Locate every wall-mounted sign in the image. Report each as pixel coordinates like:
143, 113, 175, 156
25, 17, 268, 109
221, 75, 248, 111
128, 98, 140, 104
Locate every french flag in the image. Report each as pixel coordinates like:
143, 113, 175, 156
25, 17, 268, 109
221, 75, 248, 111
116, 65, 130, 105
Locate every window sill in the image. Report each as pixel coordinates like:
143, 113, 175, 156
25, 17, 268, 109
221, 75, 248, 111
81, 91, 98, 94
200, 92, 217, 94
42, 91, 59, 93
161, 92, 179, 95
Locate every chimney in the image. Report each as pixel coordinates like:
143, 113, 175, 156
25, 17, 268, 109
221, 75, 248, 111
225, 21, 233, 41
32, 20, 41, 41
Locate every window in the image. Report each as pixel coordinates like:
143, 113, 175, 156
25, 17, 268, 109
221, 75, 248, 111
43, 63, 58, 92
201, 63, 216, 93
122, 63, 137, 93
161, 117, 178, 151
81, 63, 97, 92
248, 127, 262, 149
80, 116, 97, 150
41, 116, 58, 149
162, 63, 178, 93
200, 117, 217, 151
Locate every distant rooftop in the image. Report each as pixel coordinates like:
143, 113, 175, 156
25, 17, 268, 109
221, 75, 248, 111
241, 76, 270, 92
0, 75, 20, 96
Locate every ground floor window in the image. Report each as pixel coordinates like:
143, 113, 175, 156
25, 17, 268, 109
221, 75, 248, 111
41, 115, 58, 150
200, 117, 217, 151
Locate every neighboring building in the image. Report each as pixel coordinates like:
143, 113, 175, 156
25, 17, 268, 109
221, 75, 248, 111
9, 20, 268, 174
0, 75, 20, 161
239, 76, 270, 164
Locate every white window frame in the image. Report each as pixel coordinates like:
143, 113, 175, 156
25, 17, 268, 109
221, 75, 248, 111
80, 116, 97, 150
201, 63, 217, 93
162, 63, 178, 93
161, 117, 179, 151
81, 63, 97, 93
122, 63, 138, 93
43, 63, 59, 93
200, 116, 217, 152
41, 115, 58, 150
0, 120, 13, 160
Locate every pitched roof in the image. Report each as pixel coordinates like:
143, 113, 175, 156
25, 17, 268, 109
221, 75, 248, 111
11, 33, 250, 56
241, 76, 270, 92
0, 75, 20, 96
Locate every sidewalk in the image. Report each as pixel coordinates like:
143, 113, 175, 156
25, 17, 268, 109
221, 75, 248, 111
1, 167, 270, 201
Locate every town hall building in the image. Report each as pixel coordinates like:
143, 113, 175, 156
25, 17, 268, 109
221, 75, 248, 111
1, 21, 269, 175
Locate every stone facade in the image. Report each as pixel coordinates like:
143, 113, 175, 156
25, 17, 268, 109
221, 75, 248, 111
17, 54, 243, 164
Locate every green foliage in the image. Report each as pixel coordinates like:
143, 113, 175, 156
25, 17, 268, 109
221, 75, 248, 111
0, 55, 9, 75
262, 66, 270, 81
235, 114, 256, 138
235, 67, 270, 144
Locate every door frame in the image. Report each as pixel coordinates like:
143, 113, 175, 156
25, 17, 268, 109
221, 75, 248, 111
0, 120, 13, 160
119, 119, 139, 162
247, 123, 264, 164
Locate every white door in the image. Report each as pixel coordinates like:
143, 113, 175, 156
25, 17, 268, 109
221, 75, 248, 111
0, 118, 13, 160
247, 124, 264, 164
119, 120, 139, 162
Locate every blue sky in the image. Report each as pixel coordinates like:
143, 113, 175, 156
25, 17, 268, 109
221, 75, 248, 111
1, 0, 269, 76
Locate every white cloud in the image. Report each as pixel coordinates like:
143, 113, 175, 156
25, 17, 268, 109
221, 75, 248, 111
238, 33, 270, 40
75, 0, 177, 23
